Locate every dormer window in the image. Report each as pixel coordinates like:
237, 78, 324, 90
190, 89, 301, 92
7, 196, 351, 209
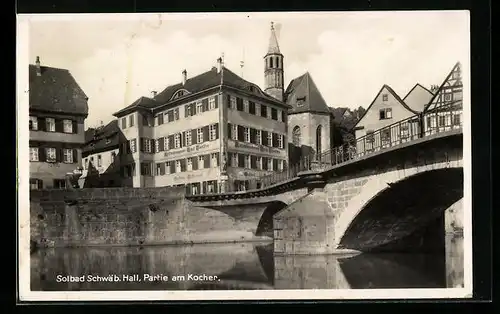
106, 138, 111, 144
296, 96, 306, 107
171, 89, 190, 100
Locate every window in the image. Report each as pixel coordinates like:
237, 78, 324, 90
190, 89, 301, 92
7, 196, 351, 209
111, 152, 116, 162
209, 97, 216, 110
196, 102, 203, 114
439, 115, 446, 127
121, 117, 127, 129
96, 154, 102, 167
292, 126, 301, 146
271, 108, 278, 120
185, 131, 192, 146
106, 138, 111, 144
63, 119, 73, 133
260, 105, 267, 118
244, 100, 249, 112
211, 153, 218, 167
209, 124, 217, 141
296, 96, 306, 107
198, 156, 204, 169
382, 94, 388, 101
197, 128, 203, 143
316, 125, 322, 155
46, 148, 56, 162
46, 118, 55, 132
444, 93, 453, 101
453, 113, 461, 125
231, 153, 238, 167
267, 158, 273, 170
256, 156, 262, 170
141, 162, 152, 176
230, 96, 236, 109
249, 101, 256, 114
29, 147, 39, 161
267, 132, 272, 147
144, 138, 151, 153
255, 103, 260, 116
30, 178, 42, 190
175, 160, 181, 172
277, 133, 283, 149
379, 108, 392, 120
63, 149, 74, 163
255, 130, 262, 145
165, 161, 171, 174
244, 155, 250, 168
278, 160, 284, 171
130, 139, 137, 153
244, 127, 250, 143
174, 108, 179, 120
187, 158, 192, 171
29, 116, 38, 130
174, 134, 181, 148
129, 115, 134, 127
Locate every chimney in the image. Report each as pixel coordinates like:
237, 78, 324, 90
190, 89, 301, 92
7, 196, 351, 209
217, 57, 222, 74
35, 56, 41, 76
182, 69, 187, 85
151, 90, 157, 98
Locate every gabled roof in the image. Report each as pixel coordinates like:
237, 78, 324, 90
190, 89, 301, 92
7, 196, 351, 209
82, 119, 120, 157
266, 22, 281, 56
113, 66, 288, 117
424, 62, 463, 112
29, 62, 89, 116
284, 72, 331, 115
402, 83, 434, 113
353, 84, 418, 129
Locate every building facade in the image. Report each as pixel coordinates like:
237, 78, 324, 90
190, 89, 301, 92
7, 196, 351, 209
29, 56, 88, 190
112, 59, 291, 193
79, 120, 130, 188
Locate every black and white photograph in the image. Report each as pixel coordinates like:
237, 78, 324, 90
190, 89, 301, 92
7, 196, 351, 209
17, 11, 471, 301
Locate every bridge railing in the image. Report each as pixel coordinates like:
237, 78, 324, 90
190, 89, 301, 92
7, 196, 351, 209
201, 100, 463, 195
312, 100, 463, 171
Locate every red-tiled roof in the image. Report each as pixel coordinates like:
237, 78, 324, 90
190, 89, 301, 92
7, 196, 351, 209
113, 66, 288, 117
284, 72, 331, 115
29, 64, 89, 116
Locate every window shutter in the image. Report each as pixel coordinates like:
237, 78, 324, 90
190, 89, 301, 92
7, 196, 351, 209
227, 123, 232, 139
215, 152, 220, 167
158, 137, 165, 151
202, 98, 209, 112
192, 157, 198, 170
214, 95, 219, 108
72, 149, 78, 163
180, 159, 186, 172
282, 135, 287, 148
202, 126, 209, 142
250, 128, 256, 144
139, 138, 144, 152
272, 132, 278, 147
72, 120, 78, 133
170, 162, 176, 174
38, 146, 46, 162
262, 157, 268, 170
37, 179, 43, 189
151, 139, 156, 153
202, 181, 207, 194
159, 162, 165, 175
250, 155, 257, 169
185, 105, 189, 117
215, 123, 219, 139
38, 117, 46, 131
158, 114, 164, 125
168, 135, 174, 149
55, 119, 63, 132
181, 132, 186, 147
262, 131, 268, 146
226, 95, 231, 107
204, 154, 210, 168
191, 130, 197, 144
56, 147, 62, 162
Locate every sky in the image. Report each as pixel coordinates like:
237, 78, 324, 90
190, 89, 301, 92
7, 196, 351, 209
23, 11, 469, 129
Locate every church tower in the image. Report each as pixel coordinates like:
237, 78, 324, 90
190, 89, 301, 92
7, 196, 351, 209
264, 22, 284, 101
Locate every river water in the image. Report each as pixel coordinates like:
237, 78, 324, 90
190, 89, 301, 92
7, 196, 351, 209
30, 235, 464, 291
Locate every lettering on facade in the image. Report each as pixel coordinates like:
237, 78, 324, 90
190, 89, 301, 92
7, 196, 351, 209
164, 143, 212, 158
173, 173, 204, 182
232, 141, 283, 155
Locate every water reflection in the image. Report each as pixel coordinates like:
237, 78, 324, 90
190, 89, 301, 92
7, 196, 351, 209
31, 238, 464, 291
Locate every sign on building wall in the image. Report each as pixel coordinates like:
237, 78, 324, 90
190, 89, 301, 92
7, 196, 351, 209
228, 140, 286, 158
162, 141, 218, 160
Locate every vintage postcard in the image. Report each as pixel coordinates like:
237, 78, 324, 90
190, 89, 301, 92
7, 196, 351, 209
17, 11, 472, 301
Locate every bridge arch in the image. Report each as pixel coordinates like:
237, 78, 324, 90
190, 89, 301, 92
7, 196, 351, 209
335, 166, 463, 252
255, 201, 288, 237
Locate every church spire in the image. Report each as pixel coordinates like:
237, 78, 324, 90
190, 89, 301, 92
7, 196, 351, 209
267, 21, 281, 55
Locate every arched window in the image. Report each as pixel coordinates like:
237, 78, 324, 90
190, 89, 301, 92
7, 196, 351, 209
316, 125, 322, 155
292, 126, 301, 146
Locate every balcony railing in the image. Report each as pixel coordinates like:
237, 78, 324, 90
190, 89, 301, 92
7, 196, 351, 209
188, 100, 463, 196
